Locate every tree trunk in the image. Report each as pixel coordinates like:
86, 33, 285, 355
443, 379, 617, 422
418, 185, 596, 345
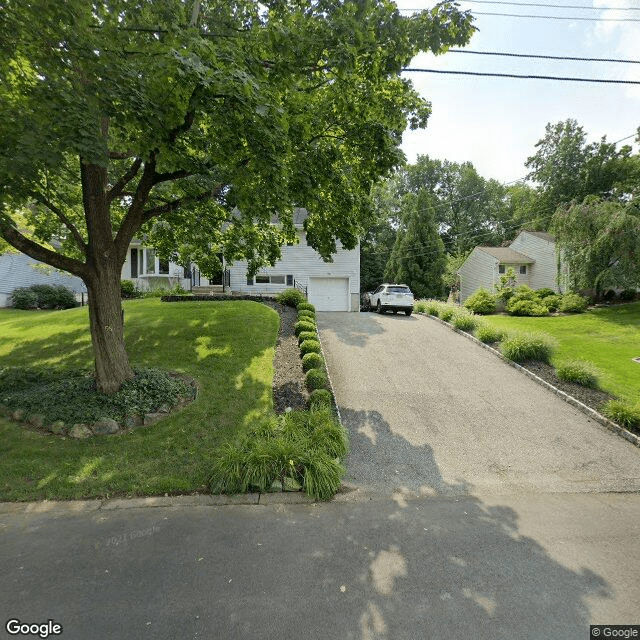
86, 267, 135, 394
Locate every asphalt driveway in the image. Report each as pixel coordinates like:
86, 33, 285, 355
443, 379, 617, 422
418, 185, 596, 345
317, 312, 640, 498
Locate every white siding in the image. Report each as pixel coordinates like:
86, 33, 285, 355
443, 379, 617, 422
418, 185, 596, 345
509, 232, 561, 292
229, 231, 360, 311
121, 244, 189, 291
458, 248, 498, 302
0, 252, 85, 307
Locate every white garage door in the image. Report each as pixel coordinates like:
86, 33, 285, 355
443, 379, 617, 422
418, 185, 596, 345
308, 277, 349, 311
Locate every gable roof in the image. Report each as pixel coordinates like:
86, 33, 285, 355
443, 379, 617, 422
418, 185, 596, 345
521, 230, 555, 242
477, 247, 535, 264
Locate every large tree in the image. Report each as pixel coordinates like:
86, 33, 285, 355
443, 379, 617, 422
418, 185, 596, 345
0, 0, 474, 392
384, 189, 446, 299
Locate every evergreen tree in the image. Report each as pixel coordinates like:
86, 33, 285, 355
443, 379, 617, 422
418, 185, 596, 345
384, 190, 446, 299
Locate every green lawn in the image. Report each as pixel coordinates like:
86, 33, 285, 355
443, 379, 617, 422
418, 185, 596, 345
480, 302, 640, 403
0, 299, 279, 501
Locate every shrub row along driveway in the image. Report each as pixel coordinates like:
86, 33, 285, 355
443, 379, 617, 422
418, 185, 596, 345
317, 312, 640, 498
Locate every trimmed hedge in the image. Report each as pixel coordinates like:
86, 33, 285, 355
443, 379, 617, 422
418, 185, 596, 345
305, 368, 328, 391
308, 388, 333, 409
297, 302, 315, 312
10, 284, 77, 310
302, 352, 324, 372
294, 320, 317, 336
298, 330, 317, 345
300, 339, 322, 356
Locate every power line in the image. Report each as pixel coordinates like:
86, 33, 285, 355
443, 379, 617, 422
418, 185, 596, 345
402, 68, 640, 84
450, 0, 640, 10
472, 10, 640, 21
449, 49, 640, 64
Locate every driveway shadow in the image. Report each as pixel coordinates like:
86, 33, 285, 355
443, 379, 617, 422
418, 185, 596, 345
318, 312, 418, 349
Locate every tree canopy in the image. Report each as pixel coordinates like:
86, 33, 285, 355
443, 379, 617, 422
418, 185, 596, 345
0, 0, 474, 391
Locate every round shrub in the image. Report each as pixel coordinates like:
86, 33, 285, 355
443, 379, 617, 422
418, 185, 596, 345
294, 320, 317, 336
298, 330, 317, 345
474, 323, 505, 344
300, 339, 322, 356
536, 287, 556, 299
558, 293, 588, 313
302, 352, 325, 372
9, 287, 39, 309
499, 332, 557, 363
556, 359, 600, 388
541, 294, 562, 312
507, 299, 549, 317
463, 288, 496, 315
305, 368, 328, 391
297, 302, 315, 312
30, 284, 77, 309
308, 389, 333, 409
121, 279, 141, 299
452, 313, 478, 332
275, 288, 306, 308
297, 309, 316, 321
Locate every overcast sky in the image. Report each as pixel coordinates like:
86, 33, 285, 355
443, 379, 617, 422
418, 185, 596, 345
396, 0, 640, 185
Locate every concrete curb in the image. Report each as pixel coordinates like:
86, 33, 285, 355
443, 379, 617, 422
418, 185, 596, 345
423, 313, 640, 449
0, 492, 318, 515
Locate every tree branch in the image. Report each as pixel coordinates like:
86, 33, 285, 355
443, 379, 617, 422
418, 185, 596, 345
152, 169, 194, 185
140, 187, 224, 224
108, 150, 136, 159
28, 191, 87, 252
106, 157, 143, 203
0, 222, 87, 279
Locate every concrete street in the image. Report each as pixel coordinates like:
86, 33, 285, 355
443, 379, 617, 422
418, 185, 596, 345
1, 312, 639, 639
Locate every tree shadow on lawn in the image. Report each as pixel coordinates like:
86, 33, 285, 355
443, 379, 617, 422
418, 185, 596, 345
0, 302, 278, 500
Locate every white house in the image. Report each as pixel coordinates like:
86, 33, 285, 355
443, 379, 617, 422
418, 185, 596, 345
0, 252, 86, 307
123, 209, 360, 312
457, 230, 565, 303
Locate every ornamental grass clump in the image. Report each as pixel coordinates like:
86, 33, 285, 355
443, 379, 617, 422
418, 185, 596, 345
302, 352, 324, 372
556, 359, 601, 388
413, 300, 428, 314
474, 323, 506, 344
425, 300, 441, 317
300, 339, 322, 356
603, 400, 640, 432
439, 305, 456, 322
209, 408, 348, 500
499, 332, 557, 363
452, 312, 479, 332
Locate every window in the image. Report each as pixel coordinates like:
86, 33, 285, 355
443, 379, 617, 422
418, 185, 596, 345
498, 265, 505, 274
159, 258, 169, 275
130, 248, 139, 278
286, 275, 293, 286
255, 274, 285, 284
246, 274, 253, 285
145, 249, 155, 274
520, 265, 527, 275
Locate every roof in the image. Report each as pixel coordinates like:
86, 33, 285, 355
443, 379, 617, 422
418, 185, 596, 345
521, 230, 555, 242
476, 247, 535, 264
270, 208, 308, 227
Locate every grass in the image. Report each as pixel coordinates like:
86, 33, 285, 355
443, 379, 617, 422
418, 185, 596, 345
0, 299, 280, 501
480, 302, 640, 403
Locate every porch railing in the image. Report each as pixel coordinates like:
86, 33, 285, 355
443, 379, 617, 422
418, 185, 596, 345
294, 279, 308, 299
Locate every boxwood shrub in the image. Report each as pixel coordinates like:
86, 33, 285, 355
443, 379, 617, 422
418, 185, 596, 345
297, 302, 315, 312
298, 330, 317, 345
507, 299, 549, 317
294, 320, 317, 336
275, 288, 306, 308
308, 388, 333, 409
463, 288, 496, 315
299, 339, 322, 356
302, 352, 325, 372
305, 368, 328, 391
297, 309, 316, 321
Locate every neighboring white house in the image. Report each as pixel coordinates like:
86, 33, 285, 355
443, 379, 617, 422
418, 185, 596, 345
0, 252, 86, 307
124, 208, 360, 312
457, 230, 565, 303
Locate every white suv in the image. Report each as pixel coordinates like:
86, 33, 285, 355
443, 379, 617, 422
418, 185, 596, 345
368, 284, 414, 316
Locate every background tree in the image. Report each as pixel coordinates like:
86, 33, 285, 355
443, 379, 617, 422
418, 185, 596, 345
0, 0, 474, 392
384, 189, 446, 299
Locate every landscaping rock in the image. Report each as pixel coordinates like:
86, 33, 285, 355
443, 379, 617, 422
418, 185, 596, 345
49, 421, 66, 435
143, 413, 163, 426
12, 409, 25, 421
122, 414, 141, 429
28, 414, 46, 429
91, 418, 119, 436
69, 424, 92, 439
158, 403, 172, 413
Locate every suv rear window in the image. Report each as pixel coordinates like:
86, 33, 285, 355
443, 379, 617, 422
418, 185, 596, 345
387, 286, 411, 294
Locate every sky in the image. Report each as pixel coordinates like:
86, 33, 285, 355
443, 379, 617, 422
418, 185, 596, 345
396, 0, 640, 185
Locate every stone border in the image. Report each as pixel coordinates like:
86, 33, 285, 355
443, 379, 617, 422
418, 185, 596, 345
423, 313, 640, 448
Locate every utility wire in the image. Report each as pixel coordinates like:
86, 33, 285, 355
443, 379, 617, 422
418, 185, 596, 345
402, 68, 640, 84
442, 0, 640, 10
400, 8, 640, 20
448, 49, 640, 65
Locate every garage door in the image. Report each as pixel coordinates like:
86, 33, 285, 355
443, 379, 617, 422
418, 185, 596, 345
308, 277, 349, 311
